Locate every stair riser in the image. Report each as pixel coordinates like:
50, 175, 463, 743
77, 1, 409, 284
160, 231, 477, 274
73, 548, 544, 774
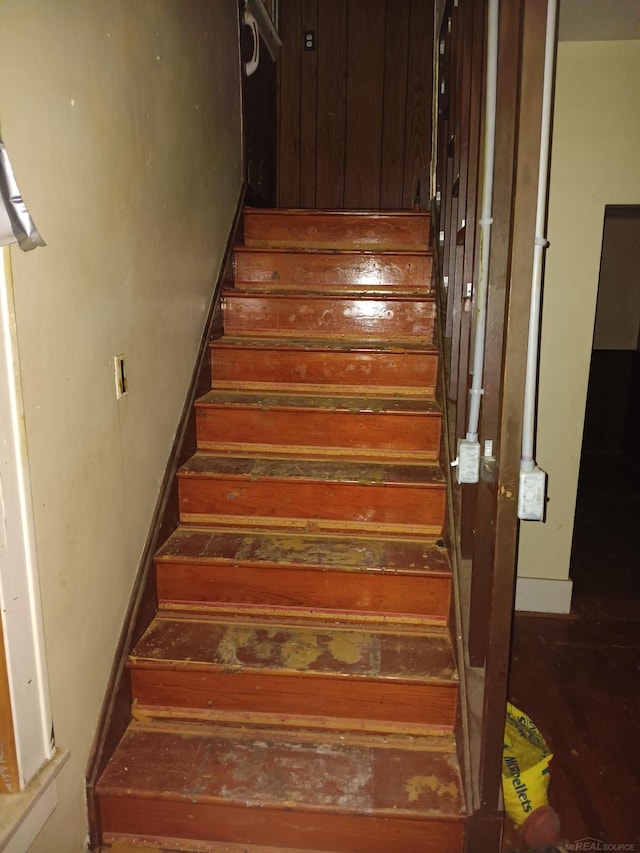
222, 295, 435, 340
156, 562, 451, 622
178, 477, 445, 534
98, 797, 463, 853
195, 407, 441, 459
234, 248, 433, 291
210, 346, 438, 392
129, 669, 457, 730
244, 210, 431, 251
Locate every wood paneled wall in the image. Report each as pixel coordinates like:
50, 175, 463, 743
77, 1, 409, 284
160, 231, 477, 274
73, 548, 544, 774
278, 0, 434, 210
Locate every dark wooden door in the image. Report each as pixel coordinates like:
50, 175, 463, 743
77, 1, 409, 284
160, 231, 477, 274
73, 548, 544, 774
241, 3, 278, 206
278, 0, 433, 210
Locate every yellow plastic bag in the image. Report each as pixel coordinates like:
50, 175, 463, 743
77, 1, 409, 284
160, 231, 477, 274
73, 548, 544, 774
502, 703, 553, 826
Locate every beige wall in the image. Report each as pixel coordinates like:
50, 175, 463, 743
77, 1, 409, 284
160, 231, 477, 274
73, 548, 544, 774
517, 41, 640, 592
0, 1, 242, 849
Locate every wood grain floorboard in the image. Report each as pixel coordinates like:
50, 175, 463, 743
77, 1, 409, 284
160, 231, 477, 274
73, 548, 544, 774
503, 601, 640, 849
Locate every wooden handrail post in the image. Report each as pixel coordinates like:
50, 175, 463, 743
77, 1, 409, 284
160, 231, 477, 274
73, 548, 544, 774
477, 0, 550, 812
468, 0, 523, 668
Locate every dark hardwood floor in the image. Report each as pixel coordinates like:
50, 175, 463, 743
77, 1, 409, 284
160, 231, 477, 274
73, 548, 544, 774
503, 444, 640, 850
504, 601, 640, 850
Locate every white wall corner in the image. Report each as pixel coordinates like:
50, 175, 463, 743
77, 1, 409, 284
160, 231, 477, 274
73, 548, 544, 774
515, 576, 573, 614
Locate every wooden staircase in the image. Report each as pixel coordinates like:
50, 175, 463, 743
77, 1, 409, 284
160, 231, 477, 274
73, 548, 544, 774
94, 209, 465, 853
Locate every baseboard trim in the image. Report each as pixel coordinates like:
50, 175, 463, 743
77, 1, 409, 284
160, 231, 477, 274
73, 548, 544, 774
0, 749, 69, 853
515, 576, 573, 614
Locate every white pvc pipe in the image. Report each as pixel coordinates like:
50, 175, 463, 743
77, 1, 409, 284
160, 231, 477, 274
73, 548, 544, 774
466, 0, 499, 443
521, 0, 557, 472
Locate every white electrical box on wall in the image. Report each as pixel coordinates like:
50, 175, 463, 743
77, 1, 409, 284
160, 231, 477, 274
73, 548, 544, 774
456, 438, 480, 484
518, 466, 547, 521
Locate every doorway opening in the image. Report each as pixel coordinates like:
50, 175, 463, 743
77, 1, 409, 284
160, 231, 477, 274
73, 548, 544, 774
569, 205, 640, 600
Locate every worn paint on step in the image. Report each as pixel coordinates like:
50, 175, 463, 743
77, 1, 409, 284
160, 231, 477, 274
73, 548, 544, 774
130, 616, 457, 682
155, 528, 451, 576
97, 720, 464, 817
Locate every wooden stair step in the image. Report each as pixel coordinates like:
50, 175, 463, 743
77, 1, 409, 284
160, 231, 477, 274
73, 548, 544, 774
233, 246, 433, 292
177, 453, 446, 535
128, 613, 458, 729
96, 720, 464, 853
194, 390, 441, 460
221, 291, 435, 341
209, 337, 438, 394
243, 208, 431, 252
155, 527, 451, 623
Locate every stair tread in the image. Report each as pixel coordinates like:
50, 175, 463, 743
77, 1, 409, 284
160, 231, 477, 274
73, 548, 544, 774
210, 335, 437, 354
232, 283, 431, 298
155, 527, 451, 577
97, 719, 464, 818
246, 207, 431, 219
195, 390, 439, 415
178, 453, 445, 487
129, 613, 457, 683
235, 245, 433, 258
224, 288, 434, 301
